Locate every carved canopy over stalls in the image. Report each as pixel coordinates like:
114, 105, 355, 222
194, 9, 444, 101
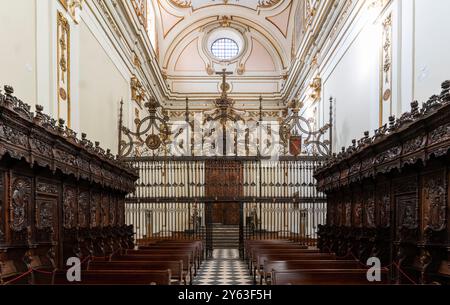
0, 85, 138, 282
0, 85, 137, 193
315, 80, 450, 285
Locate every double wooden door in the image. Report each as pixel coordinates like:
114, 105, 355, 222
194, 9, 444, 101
205, 160, 243, 225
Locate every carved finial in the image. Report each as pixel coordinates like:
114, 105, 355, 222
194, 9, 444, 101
81, 133, 87, 140
95, 141, 100, 148
4, 85, 14, 96
58, 119, 65, 132
389, 115, 396, 131
410, 100, 419, 117
352, 139, 356, 147
36, 104, 44, 113
440, 80, 450, 103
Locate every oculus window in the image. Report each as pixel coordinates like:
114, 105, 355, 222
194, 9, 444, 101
211, 38, 240, 60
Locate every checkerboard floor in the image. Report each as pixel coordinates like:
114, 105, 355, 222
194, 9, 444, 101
193, 249, 253, 285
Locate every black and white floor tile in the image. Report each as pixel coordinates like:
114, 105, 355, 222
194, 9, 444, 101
193, 249, 253, 285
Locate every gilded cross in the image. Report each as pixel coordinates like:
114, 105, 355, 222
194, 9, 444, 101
216, 69, 233, 98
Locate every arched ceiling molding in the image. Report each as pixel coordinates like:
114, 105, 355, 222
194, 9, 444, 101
174, 37, 207, 72
231, 16, 289, 68
155, 1, 294, 69
156, 1, 185, 38
163, 19, 284, 76
162, 16, 217, 69
243, 31, 282, 72
266, 1, 293, 38
167, 0, 286, 12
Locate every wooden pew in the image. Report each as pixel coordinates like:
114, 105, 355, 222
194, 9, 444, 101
244, 240, 299, 257
271, 269, 389, 285
111, 254, 193, 284
253, 253, 337, 283
139, 240, 204, 265
52, 269, 171, 285
87, 260, 186, 284
251, 251, 331, 274
125, 249, 198, 272
261, 260, 361, 284
249, 248, 319, 268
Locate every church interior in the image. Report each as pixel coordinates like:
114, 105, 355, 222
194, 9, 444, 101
0, 0, 449, 287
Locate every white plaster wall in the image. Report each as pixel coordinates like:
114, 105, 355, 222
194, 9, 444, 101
414, 0, 450, 103
78, 21, 129, 154
0, 0, 37, 105
322, 19, 381, 152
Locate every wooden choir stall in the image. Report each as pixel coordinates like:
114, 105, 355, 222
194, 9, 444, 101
0, 85, 138, 284
315, 80, 450, 285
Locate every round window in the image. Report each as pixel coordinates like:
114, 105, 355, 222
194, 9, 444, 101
210, 38, 240, 60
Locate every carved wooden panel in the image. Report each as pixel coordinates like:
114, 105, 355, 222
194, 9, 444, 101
0, 171, 4, 241
376, 183, 391, 228
35, 199, 56, 230
396, 194, 418, 235
365, 187, 376, 228
109, 195, 117, 226
344, 201, 351, 227
117, 197, 125, 226
336, 200, 343, 226
422, 171, 447, 235
327, 198, 335, 226
101, 193, 110, 227
78, 190, 90, 228
90, 192, 101, 228
10, 175, 32, 232
63, 185, 77, 229
352, 191, 363, 228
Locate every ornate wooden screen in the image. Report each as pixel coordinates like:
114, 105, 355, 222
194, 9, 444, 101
119, 81, 332, 256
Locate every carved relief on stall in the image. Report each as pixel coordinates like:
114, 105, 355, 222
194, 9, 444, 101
336, 200, 343, 226
63, 185, 77, 229
0, 172, 4, 242
344, 201, 352, 227
376, 182, 391, 228
365, 186, 376, 228
10, 176, 32, 237
35, 179, 59, 243
421, 171, 447, 242
394, 177, 419, 242
101, 193, 110, 227
78, 190, 90, 228
109, 195, 117, 226
90, 192, 101, 228
353, 191, 363, 228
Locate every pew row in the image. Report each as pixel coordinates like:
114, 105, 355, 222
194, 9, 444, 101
271, 269, 389, 285
53, 270, 172, 285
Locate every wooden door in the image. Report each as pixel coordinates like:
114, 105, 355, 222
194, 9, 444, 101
205, 160, 243, 225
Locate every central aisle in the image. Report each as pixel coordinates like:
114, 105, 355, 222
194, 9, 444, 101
193, 249, 253, 285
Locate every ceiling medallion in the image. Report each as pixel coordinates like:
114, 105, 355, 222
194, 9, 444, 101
258, 0, 282, 9
169, 0, 192, 9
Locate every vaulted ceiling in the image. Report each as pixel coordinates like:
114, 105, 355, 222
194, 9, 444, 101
149, 0, 306, 106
